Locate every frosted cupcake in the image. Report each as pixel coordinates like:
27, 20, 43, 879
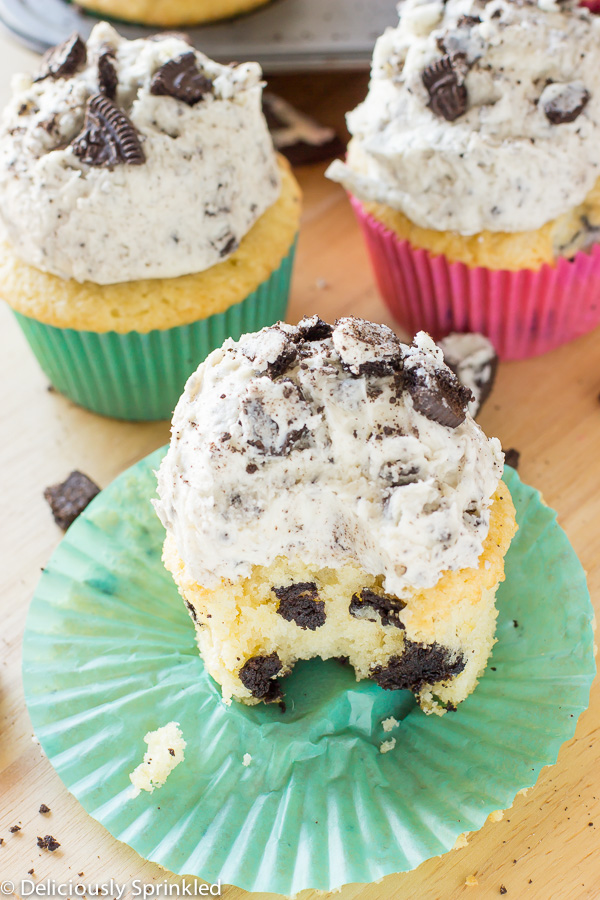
0, 26, 300, 420
155, 317, 517, 714
327, 0, 600, 359
73, 0, 272, 26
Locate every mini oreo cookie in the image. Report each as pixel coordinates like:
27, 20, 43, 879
543, 82, 590, 125
349, 588, 406, 629
35, 33, 87, 83
98, 49, 118, 101
273, 582, 326, 630
239, 653, 283, 702
44, 471, 101, 530
422, 54, 468, 122
150, 53, 213, 107
72, 94, 145, 168
370, 641, 466, 693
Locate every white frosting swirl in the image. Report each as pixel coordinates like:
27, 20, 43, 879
0, 24, 280, 284
155, 318, 504, 598
327, 0, 600, 235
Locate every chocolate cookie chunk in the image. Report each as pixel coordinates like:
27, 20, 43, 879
242, 327, 298, 378
404, 352, 472, 428
72, 94, 145, 168
44, 471, 101, 530
239, 653, 283, 701
332, 317, 402, 377
422, 54, 468, 122
273, 582, 326, 630
296, 315, 333, 343
543, 82, 590, 125
35, 34, 87, 83
370, 641, 466, 692
37, 835, 60, 852
150, 53, 213, 106
349, 588, 406, 629
98, 49, 118, 101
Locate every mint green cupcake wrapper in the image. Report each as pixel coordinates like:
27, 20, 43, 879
22, 452, 595, 895
12, 239, 296, 421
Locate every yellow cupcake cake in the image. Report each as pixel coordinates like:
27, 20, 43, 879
73, 0, 273, 27
155, 317, 517, 714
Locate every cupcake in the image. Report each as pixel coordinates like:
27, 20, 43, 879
327, 0, 600, 359
0, 26, 301, 420
71, 0, 272, 27
154, 317, 517, 714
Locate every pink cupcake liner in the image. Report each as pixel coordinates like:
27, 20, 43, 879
350, 196, 600, 360
580, 0, 600, 13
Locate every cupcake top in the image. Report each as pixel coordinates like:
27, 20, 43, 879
0, 24, 280, 284
327, 0, 600, 235
155, 317, 504, 598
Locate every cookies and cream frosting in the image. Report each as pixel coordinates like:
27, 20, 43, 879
0, 24, 280, 284
155, 317, 504, 598
327, 0, 600, 235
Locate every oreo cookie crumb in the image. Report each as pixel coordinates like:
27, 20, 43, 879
28, 869, 34, 875
38, 804, 50, 814
456, 14, 481, 26
296, 315, 333, 342
35, 33, 87, 82
500, 888, 507, 896
349, 588, 406, 629
44, 471, 100, 530
370, 641, 466, 692
405, 357, 472, 428
273, 582, 326, 630
98, 50, 118, 100
37, 835, 60, 852
504, 448, 520, 469
543, 83, 589, 125
168, 748, 175, 757
151, 53, 213, 106
332, 317, 402, 377
72, 94, 145, 168
9, 825, 21, 833
422, 54, 468, 122
184, 599, 198, 622
246, 463, 258, 474
239, 653, 283, 701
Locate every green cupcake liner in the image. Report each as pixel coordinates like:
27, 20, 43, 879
12, 239, 297, 421
22, 452, 595, 895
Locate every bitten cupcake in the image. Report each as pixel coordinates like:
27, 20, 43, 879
327, 0, 600, 359
72, 0, 272, 26
154, 317, 517, 714
0, 25, 301, 420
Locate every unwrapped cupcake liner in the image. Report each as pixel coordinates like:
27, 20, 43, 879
22, 449, 595, 895
351, 197, 600, 360
12, 239, 297, 421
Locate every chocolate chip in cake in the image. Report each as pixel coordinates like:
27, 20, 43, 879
542, 82, 590, 125
37, 835, 60, 852
332, 317, 402, 377
38, 804, 50, 815
239, 653, 283, 702
150, 53, 213, 106
273, 582, 326, 630
296, 315, 333, 343
370, 640, 466, 692
34, 33, 87, 82
405, 359, 472, 428
504, 448, 520, 469
44, 471, 100, 530
72, 94, 145, 168
422, 54, 468, 122
349, 588, 406, 629
98, 49, 118, 101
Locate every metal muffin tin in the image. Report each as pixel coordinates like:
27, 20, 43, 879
0, 0, 398, 70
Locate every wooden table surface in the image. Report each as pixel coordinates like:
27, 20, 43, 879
0, 30, 599, 900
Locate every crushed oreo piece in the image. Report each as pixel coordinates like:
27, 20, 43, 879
168, 748, 175, 757
404, 346, 472, 428
35, 33, 87, 82
296, 315, 333, 343
72, 94, 145, 168
44, 471, 101, 530
262, 92, 346, 166
370, 641, 466, 693
332, 317, 402, 377
184, 599, 198, 623
37, 835, 61, 852
151, 53, 213, 106
456, 14, 481, 26
239, 653, 283, 702
9, 825, 21, 833
217, 233, 239, 259
39, 804, 50, 814
504, 448, 520, 469
273, 582, 326, 630
438, 333, 498, 417
98, 49, 118, 100
349, 588, 406, 629
242, 395, 308, 456
422, 54, 468, 121
542, 82, 590, 125
242, 327, 298, 378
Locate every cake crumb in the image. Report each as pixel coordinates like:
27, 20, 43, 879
453, 833, 469, 850
242, 753, 252, 767
487, 809, 504, 823
465, 875, 478, 887
129, 722, 186, 797
382, 716, 399, 733
380, 738, 396, 754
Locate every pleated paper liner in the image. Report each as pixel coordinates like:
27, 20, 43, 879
22, 449, 595, 895
350, 197, 600, 360
12, 238, 297, 422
